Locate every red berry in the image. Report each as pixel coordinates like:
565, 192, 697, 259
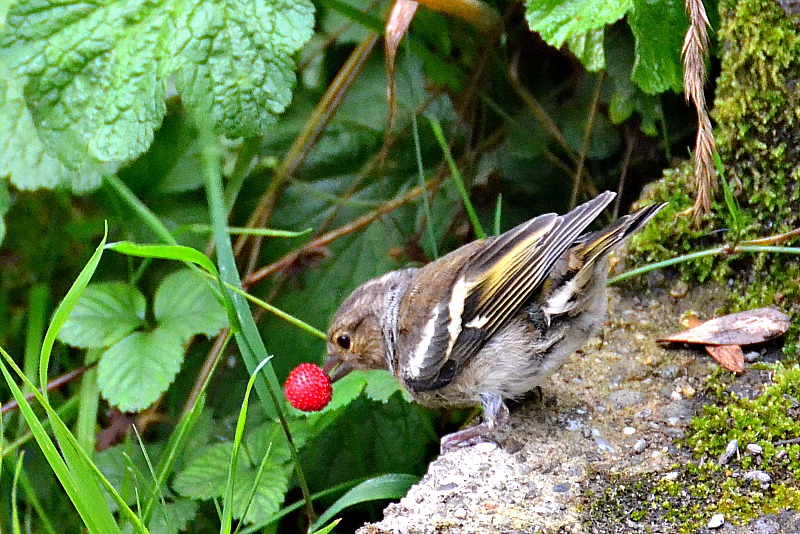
284, 363, 332, 412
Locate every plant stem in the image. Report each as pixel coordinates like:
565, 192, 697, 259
197, 119, 317, 524
428, 116, 486, 239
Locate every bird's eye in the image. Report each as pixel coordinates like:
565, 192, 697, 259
336, 334, 351, 350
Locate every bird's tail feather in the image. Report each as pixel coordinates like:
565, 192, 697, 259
581, 202, 667, 265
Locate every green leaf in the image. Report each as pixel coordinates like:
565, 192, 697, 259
97, 329, 184, 412
525, 0, 633, 48
310, 520, 341, 534
628, 0, 687, 93
605, 24, 662, 135
567, 28, 606, 71
40, 226, 108, 394
147, 499, 198, 534
154, 270, 227, 342
2, 323, 148, 534
222, 357, 271, 534
57, 282, 146, 350
0, 0, 314, 165
107, 242, 219, 278
359, 370, 412, 403
310, 474, 419, 532
94, 443, 154, 511
172, 440, 292, 524
0, 179, 8, 244
173, 0, 314, 138
0, 70, 102, 191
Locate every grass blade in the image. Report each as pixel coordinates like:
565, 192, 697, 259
221, 357, 272, 534
309, 473, 419, 532
39, 224, 107, 397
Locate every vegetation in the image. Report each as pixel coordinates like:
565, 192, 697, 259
0, 0, 796, 532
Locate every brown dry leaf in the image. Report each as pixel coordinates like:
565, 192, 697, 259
680, 313, 745, 374
385, 0, 418, 133
660, 307, 790, 346
705, 344, 745, 375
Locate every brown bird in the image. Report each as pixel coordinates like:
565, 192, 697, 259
325, 191, 665, 449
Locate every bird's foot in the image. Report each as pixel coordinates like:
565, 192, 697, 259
440, 422, 499, 453
439, 393, 510, 453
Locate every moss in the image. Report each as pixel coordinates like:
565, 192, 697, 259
586, 364, 800, 530
589, 2, 800, 529
629, 0, 800, 359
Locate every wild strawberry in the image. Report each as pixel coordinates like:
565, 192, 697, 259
284, 363, 332, 412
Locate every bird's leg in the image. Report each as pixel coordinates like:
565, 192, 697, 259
439, 393, 509, 452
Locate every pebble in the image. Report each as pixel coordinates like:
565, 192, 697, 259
661, 365, 680, 380
553, 483, 570, 493
747, 443, 763, 455
666, 417, 681, 427
595, 437, 617, 453
707, 513, 725, 529
744, 351, 761, 363
662, 427, 685, 439
680, 385, 696, 398
633, 439, 648, 454
718, 439, 739, 465
608, 389, 646, 409
565, 419, 583, 432
623, 426, 636, 435
670, 280, 689, 298
744, 470, 771, 488
453, 508, 467, 519
661, 471, 679, 482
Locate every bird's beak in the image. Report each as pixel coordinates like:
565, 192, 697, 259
324, 355, 353, 382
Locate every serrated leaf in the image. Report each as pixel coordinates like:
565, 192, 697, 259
525, 0, 632, 48
172, 439, 292, 524
0, 70, 102, 191
605, 24, 662, 135
302, 371, 366, 415
97, 329, 184, 412
58, 282, 146, 349
148, 499, 199, 534
628, 0, 687, 93
154, 270, 227, 342
0, 0, 314, 167
173, 0, 314, 138
94, 443, 155, 511
567, 28, 606, 71
359, 370, 412, 403
0, 0, 171, 163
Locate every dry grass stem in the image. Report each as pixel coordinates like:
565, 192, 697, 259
682, 0, 716, 223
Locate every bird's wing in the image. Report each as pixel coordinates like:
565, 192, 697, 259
403, 191, 616, 392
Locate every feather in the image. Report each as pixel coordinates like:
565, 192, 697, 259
404, 191, 617, 391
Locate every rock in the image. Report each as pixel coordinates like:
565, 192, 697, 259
718, 439, 739, 465
745, 351, 762, 362
744, 470, 772, 488
608, 389, 646, 409
633, 439, 648, 453
707, 513, 725, 529
661, 364, 681, 380
747, 443, 763, 455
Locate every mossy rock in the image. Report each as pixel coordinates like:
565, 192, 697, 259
630, 0, 800, 359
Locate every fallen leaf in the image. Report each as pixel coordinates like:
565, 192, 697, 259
705, 344, 745, 375
659, 307, 790, 346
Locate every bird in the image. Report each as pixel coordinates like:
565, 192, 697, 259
324, 191, 666, 449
